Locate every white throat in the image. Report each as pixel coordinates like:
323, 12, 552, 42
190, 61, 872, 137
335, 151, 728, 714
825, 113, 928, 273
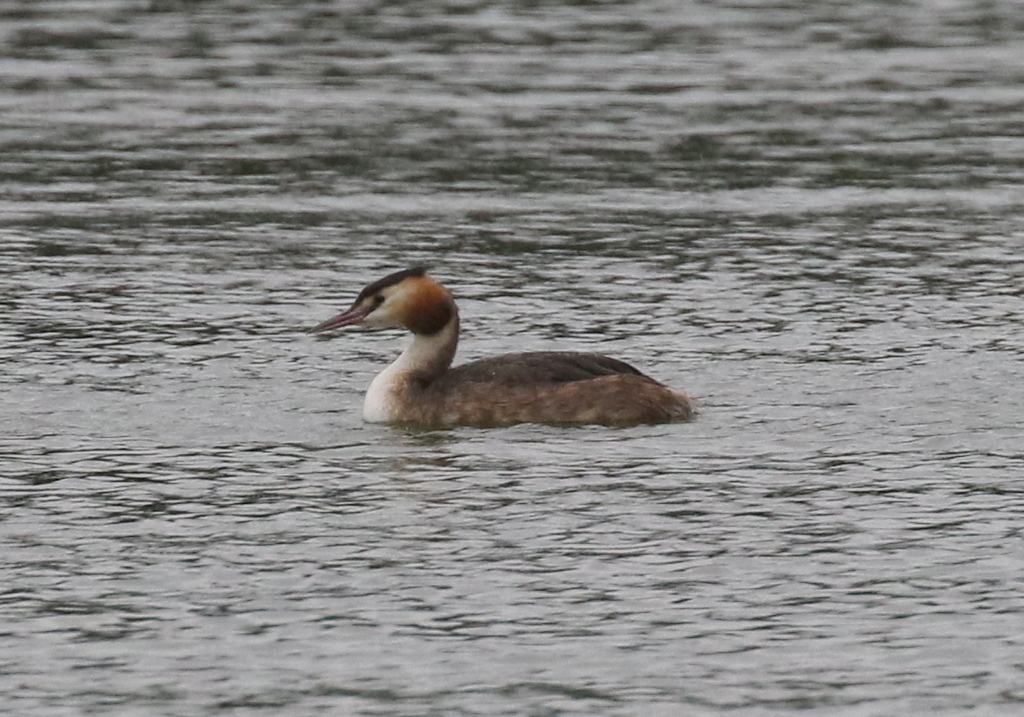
362, 319, 458, 423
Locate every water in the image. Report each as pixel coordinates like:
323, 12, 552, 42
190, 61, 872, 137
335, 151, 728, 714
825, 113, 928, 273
3, 1, 1024, 715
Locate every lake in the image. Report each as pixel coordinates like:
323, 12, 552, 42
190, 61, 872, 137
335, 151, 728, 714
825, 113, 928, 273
2, 1, 1024, 715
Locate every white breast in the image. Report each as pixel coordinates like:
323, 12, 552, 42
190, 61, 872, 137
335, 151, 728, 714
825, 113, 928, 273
362, 365, 400, 422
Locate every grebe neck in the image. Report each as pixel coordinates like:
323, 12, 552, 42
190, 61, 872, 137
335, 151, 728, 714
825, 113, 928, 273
362, 310, 459, 422
397, 309, 459, 382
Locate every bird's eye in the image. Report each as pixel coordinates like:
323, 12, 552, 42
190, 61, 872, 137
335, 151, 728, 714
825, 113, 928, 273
373, 294, 385, 306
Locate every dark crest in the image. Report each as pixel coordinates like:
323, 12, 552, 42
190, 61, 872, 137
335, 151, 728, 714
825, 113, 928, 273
355, 267, 427, 303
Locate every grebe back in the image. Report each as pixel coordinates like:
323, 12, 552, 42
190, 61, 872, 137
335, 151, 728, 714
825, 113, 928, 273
311, 267, 695, 428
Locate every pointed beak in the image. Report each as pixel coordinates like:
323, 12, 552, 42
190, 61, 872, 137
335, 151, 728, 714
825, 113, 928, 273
309, 305, 372, 334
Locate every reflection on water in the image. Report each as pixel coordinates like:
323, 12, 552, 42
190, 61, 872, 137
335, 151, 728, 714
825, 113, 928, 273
2, 1, 1024, 715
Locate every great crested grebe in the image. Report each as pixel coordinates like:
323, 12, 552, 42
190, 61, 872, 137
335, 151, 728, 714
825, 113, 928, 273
311, 268, 695, 428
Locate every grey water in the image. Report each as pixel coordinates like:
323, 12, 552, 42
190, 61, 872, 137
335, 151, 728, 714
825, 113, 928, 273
2, 2, 1024, 715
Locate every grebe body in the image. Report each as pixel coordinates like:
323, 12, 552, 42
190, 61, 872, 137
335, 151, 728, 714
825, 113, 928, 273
312, 268, 695, 428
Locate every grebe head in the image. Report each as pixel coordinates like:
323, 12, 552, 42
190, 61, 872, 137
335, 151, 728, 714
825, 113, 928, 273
311, 267, 455, 336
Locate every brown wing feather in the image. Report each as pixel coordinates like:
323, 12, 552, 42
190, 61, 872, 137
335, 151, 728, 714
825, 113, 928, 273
435, 351, 645, 388
398, 352, 693, 427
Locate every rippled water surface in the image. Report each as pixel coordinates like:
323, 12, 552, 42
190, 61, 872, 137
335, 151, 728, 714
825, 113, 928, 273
3, 2, 1024, 715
